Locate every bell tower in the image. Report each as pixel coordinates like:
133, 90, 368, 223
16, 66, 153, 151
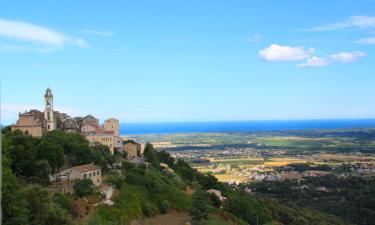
44, 87, 55, 131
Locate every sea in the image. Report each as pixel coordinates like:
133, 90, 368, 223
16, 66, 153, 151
120, 119, 375, 135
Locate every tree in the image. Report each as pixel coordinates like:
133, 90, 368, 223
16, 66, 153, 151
143, 142, 154, 156
143, 143, 159, 167
156, 151, 175, 167
106, 171, 124, 189
22, 184, 72, 225
6, 130, 38, 177
190, 190, 209, 225
73, 179, 94, 197
32, 160, 52, 185
1, 151, 29, 225
91, 143, 116, 172
36, 141, 65, 173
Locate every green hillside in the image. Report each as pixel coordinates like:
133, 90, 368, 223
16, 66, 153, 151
2, 128, 352, 225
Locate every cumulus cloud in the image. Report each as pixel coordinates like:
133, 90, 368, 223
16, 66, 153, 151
297, 56, 330, 68
357, 37, 375, 45
329, 51, 367, 62
306, 15, 375, 31
0, 18, 88, 49
258, 44, 314, 61
82, 29, 114, 37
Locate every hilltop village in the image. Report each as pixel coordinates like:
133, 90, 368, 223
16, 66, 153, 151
12, 88, 141, 157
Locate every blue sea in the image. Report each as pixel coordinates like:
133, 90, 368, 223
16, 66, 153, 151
120, 119, 375, 135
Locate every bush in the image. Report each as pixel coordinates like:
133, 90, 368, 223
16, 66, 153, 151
73, 179, 94, 197
142, 202, 158, 217
159, 200, 170, 214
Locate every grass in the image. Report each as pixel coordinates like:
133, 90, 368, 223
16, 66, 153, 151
203, 214, 231, 225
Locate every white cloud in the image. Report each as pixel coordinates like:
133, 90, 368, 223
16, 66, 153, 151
307, 15, 375, 31
258, 44, 314, 61
329, 51, 367, 62
82, 29, 114, 37
297, 56, 330, 68
296, 51, 367, 68
248, 34, 263, 42
0, 18, 88, 48
357, 37, 375, 44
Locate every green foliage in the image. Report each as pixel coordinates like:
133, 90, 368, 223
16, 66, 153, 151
156, 150, 175, 167
250, 175, 375, 225
90, 143, 116, 172
91, 158, 192, 224
225, 191, 272, 225
143, 142, 160, 167
53, 192, 72, 212
1, 152, 29, 225
36, 141, 65, 173
106, 171, 124, 189
190, 190, 209, 224
88, 185, 144, 225
73, 179, 94, 198
159, 200, 170, 214
32, 159, 52, 185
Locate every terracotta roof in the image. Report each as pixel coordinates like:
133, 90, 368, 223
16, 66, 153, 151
71, 163, 101, 173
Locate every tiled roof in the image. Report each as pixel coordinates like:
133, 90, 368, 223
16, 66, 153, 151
71, 163, 101, 173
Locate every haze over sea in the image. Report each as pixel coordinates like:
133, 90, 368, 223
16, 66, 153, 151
120, 119, 375, 135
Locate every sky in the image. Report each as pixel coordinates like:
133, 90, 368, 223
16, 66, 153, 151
1, 0, 375, 125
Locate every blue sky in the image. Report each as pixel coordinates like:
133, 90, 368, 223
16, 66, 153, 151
1, 0, 375, 125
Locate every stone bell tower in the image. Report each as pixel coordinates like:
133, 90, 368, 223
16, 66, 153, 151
44, 87, 55, 131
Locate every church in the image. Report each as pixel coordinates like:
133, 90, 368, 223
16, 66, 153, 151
12, 88, 128, 154
12, 88, 139, 155
12, 88, 108, 137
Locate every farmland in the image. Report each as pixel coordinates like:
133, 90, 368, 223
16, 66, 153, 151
125, 129, 375, 183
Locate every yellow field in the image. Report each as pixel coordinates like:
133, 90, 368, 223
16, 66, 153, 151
214, 174, 247, 183
264, 160, 306, 167
209, 157, 264, 162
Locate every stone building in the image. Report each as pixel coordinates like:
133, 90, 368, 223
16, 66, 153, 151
123, 140, 141, 159
104, 118, 120, 136
57, 163, 102, 186
11, 88, 102, 137
11, 109, 45, 137
78, 115, 100, 134
11, 88, 125, 155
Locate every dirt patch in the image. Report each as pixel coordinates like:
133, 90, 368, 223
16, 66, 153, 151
140, 210, 190, 225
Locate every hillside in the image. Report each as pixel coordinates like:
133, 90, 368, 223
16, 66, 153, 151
2, 128, 352, 225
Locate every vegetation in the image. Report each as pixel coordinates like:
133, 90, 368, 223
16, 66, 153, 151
3, 127, 374, 225
190, 190, 209, 224
1, 128, 121, 225
73, 179, 95, 198
249, 175, 375, 225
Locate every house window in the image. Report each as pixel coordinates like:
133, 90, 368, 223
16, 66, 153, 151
84, 174, 87, 178
97, 171, 100, 175
89, 173, 92, 177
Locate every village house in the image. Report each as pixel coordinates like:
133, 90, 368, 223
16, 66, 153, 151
56, 163, 102, 186
123, 140, 142, 159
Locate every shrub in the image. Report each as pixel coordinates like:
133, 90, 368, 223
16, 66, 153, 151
159, 200, 170, 214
